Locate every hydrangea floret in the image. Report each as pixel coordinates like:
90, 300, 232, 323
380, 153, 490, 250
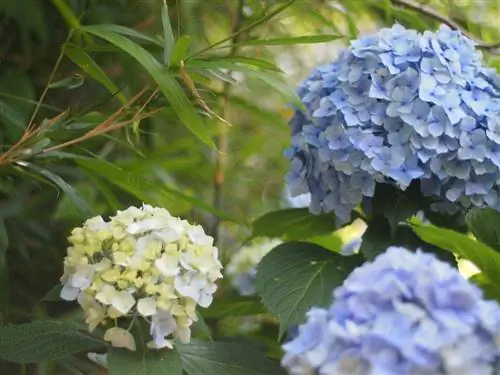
286, 24, 500, 224
60, 204, 223, 350
282, 246, 500, 374
226, 238, 283, 296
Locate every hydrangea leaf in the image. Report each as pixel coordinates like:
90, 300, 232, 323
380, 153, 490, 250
469, 273, 500, 302
108, 347, 182, 375
0, 320, 104, 363
411, 222, 500, 288
466, 207, 500, 252
201, 296, 267, 318
251, 208, 338, 241
177, 339, 285, 375
255, 242, 364, 338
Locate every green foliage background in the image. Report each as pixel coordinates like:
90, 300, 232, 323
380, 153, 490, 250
0, 0, 499, 374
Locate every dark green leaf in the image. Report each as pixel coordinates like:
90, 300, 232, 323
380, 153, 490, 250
371, 183, 422, 237
0, 218, 8, 313
170, 35, 192, 67
466, 207, 500, 252
228, 34, 343, 47
64, 44, 126, 104
0, 320, 104, 363
161, 0, 175, 66
255, 242, 363, 338
77, 159, 241, 224
47, 74, 85, 89
81, 25, 215, 148
177, 339, 285, 375
108, 347, 182, 375
18, 162, 93, 217
193, 310, 213, 341
201, 297, 267, 318
251, 208, 337, 241
411, 222, 500, 288
41, 284, 62, 302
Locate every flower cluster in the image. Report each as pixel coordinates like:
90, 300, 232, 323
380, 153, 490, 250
60, 205, 222, 350
226, 238, 282, 296
286, 24, 500, 224
282, 247, 500, 374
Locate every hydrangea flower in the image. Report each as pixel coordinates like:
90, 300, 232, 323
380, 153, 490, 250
286, 24, 500, 224
282, 246, 500, 374
60, 204, 223, 350
226, 238, 283, 296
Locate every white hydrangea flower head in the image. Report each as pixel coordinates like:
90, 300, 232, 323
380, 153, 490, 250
226, 238, 282, 296
60, 204, 223, 350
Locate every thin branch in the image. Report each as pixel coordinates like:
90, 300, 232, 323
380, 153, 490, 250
211, 0, 245, 244
390, 0, 500, 51
26, 30, 74, 132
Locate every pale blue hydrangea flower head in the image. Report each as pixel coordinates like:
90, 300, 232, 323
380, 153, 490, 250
282, 246, 500, 375
286, 24, 500, 224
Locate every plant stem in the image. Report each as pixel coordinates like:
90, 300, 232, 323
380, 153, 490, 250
211, 0, 244, 244
390, 0, 500, 50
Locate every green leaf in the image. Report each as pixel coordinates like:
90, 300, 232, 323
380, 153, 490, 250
0, 218, 8, 313
64, 44, 126, 104
0, 320, 104, 363
371, 183, 422, 237
305, 232, 343, 253
170, 35, 192, 67
411, 222, 500, 288
177, 339, 285, 375
193, 310, 213, 341
41, 284, 62, 303
228, 34, 343, 47
51, 0, 80, 29
201, 297, 267, 318
108, 347, 182, 375
81, 25, 215, 148
255, 242, 363, 338
47, 74, 85, 89
251, 208, 337, 241
84, 24, 163, 46
188, 56, 282, 72
77, 159, 241, 224
469, 273, 500, 302
18, 162, 93, 217
161, 0, 175, 66
466, 207, 500, 252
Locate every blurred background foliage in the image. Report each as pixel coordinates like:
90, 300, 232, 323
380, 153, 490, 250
0, 0, 498, 374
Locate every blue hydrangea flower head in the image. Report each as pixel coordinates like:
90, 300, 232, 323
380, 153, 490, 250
286, 24, 500, 224
282, 246, 500, 374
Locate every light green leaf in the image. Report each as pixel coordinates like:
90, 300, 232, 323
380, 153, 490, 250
188, 56, 282, 72
0, 320, 104, 363
18, 162, 93, 217
64, 44, 126, 104
251, 208, 337, 241
161, 0, 175, 66
228, 34, 343, 47
77, 159, 241, 224
170, 35, 192, 67
47, 74, 85, 89
51, 0, 80, 29
81, 25, 214, 148
201, 297, 267, 318
469, 273, 500, 302
177, 339, 285, 375
466, 207, 500, 252
305, 232, 343, 253
108, 347, 182, 375
411, 222, 500, 288
83, 24, 163, 46
255, 242, 363, 338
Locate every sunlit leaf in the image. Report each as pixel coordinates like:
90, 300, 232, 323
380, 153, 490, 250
81, 25, 215, 148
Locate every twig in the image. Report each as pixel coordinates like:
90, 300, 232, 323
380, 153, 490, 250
210, 0, 245, 244
390, 0, 500, 50
26, 30, 74, 132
